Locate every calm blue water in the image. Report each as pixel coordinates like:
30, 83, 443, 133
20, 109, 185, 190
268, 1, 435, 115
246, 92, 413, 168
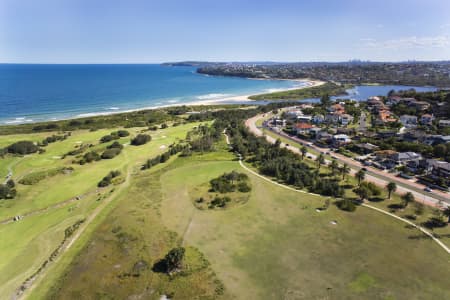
0, 64, 438, 124
0, 64, 303, 124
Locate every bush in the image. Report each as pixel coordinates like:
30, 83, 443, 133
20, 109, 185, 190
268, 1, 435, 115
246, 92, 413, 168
336, 199, 356, 212
209, 171, 251, 193
131, 134, 151, 146
7, 141, 39, 155
0, 182, 17, 199
101, 148, 121, 159
115, 130, 130, 137
81, 151, 101, 164
100, 135, 117, 143
107, 141, 123, 149
98, 170, 121, 187
237, 182, 251, 192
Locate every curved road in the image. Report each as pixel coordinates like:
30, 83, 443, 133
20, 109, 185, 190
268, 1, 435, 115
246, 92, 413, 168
245, 113, 449, 208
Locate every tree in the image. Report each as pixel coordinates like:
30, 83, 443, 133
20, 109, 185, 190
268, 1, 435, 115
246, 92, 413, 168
355, 169, 366, 186
164, 247, 185, 273
401, 192, 415, 208
340, 163, 350, 180
316, 153, 325, 170
329, 159, 339, 176
300, 146, 307, 160
355, 185, 371, 201
386, 182, 397, 199
443, 206, 450, 223
320, 94, 331, 107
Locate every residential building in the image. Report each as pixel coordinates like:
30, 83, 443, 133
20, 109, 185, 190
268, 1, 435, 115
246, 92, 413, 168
332, 134, 351, 146
388, 151, 423, 166
312, 114, 325, 124
420, 114, 434, 125
340, 114, 354, 126
400, 115, 418, 127
438, 119, 450, 127
295, 123, 313, 134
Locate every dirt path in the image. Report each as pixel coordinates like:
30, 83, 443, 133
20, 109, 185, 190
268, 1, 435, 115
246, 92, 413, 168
223, 131, 450, 255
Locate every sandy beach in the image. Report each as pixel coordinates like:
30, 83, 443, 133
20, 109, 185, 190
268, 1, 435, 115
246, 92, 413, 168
186, 78, 325, 106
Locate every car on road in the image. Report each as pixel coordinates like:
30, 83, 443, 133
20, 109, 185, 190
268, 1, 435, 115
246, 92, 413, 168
285, 143, 290, 147
424, 187, 432, 192
361, 167, 368, 171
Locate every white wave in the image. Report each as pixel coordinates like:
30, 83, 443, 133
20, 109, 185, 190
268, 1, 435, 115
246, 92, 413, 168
167, 99, 179, 103
196, 93, 230, 100
4, 117, 33, 124
108, 107, 120, 110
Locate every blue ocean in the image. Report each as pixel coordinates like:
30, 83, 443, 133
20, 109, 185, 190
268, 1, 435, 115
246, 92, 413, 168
0, 64, 438, 124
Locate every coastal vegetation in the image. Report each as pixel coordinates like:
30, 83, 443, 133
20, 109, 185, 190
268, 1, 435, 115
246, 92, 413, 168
248, 82, 350, 100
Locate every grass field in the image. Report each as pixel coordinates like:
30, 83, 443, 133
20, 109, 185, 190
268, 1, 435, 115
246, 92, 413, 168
0, 122, 208, 299
33, 137, 450, 300
2, 123, 450, 300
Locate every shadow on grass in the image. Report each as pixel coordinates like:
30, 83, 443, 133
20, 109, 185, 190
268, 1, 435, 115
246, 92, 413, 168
152, 259, 167, 273
388, 203, 404, 210
421, 218, 448, 230
368, 196, 385, 203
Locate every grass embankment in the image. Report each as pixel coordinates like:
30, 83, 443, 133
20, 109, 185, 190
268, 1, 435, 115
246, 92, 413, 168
248, 82, 350, 100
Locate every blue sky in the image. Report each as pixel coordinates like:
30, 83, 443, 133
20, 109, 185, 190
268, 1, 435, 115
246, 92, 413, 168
1, 0, 449, 63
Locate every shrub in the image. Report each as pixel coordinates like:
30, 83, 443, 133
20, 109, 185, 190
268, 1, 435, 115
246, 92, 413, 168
101, 148, 121, 159
100, 135, 117, 143
336, 199, 356, 212
98, 170, 121, 187
107, 141, 123, 149
81, 151, 101, 164
7, 141, 39, 155
131, 134, 151, 146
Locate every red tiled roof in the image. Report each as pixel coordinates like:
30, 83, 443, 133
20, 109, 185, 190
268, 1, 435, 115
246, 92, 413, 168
296, 123, 313, 129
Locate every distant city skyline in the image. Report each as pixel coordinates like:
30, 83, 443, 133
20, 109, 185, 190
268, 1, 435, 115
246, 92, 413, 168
1, 0, 450, 63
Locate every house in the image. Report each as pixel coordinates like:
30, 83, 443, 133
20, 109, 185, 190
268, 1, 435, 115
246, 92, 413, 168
388, 152, 422, 166
340, 114, 354, 126
354, 143, 379, 154
432, 162, 450, 180
270, 118, 285, 127
312, 114, 325, 124
328, 103, 345, 113
285, 109, 303, 120
325, 112, 341, 124
295, 123, 313, 134
400, 115, 418, 127
386, 96, 402, 106
332, 134, 351, 146
409, 100, 430, 111
420, 114, 434, 126
424, 135, 450, 145
296, 115, 312, 123
438, 120, 450, 127
308, 127, 322, 137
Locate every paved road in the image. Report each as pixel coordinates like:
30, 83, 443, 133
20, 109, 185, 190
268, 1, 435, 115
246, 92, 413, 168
246, 113, 450, 208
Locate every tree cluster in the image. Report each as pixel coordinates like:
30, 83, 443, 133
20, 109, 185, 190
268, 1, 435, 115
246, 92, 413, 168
130, 134, 151, 146
0, 180, 16, 199
97, 170, 121, 187
209, 171, 251, 193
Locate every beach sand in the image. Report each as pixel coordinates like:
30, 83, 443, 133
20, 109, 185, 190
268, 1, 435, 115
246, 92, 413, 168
186, 79, 325, 106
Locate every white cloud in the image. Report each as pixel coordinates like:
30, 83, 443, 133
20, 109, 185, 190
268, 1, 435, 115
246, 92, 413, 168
360, 36, 450, 49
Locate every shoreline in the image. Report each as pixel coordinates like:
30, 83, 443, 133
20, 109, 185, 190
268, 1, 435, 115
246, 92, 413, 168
1, 78, 323, 126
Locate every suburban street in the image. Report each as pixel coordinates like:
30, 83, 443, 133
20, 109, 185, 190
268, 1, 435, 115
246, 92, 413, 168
246, 113, 450, 208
